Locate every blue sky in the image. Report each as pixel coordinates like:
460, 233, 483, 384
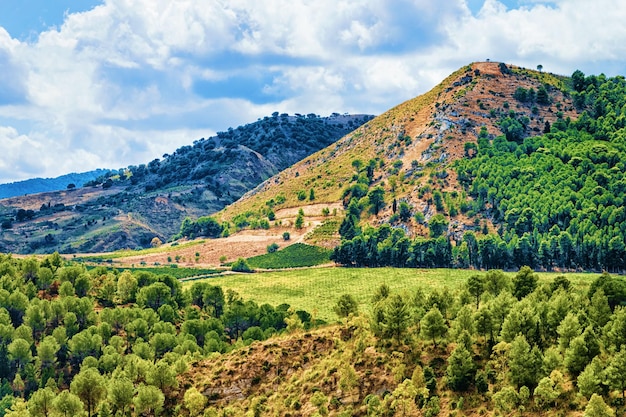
1, 0, 626, 183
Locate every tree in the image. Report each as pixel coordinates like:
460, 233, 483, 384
508, 334, 542, 389
446, 343, 475, 391
368, 186, 385, 215
184, 387, 207, 416
266, 243, 279, 253
133, 385, 164, 417
147, 360, 178, 393
295, 209, 305, 229
584, 394, 615, 417
383, 294, 411, 343
116, 270, 138, 304
420, 306, 447, 347
533, 373, 561, 409
136, 282, 172, 310
577, 357, 605, 399
70, 367, 106, 417
512, 266, 538, 300
557, 312, 581, 351
36, 336, 60, 386
605, 348, 626, 401
4, 398, 29, 417
537, 64, 543, 72
564, 333, 592, 376
28, 387, 56, 417
231, 258, 253, 273
333, 294, 358, 318
398, 201, 412, 222
107, 377, 134, 416
537, 85, 551, 105
467, 274, 485, 309
484, 269, 511, 296
572, 69, 586, 92
428, 214, 448, 238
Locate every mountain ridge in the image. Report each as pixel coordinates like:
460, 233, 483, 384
0, 113, 373, 254
0, 169, 109, 199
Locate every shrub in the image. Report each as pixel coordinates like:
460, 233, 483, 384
267, 243, 279, 253
231, 258, 253, 273
283, 232, 291, 241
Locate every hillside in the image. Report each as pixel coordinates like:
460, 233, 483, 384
1, 254, 626, 416
0, 169, 109, 199
0, 113, 372, 254
215, 62, 626, 272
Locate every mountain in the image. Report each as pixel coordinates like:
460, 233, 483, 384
0, 169, 109, 199
0, 113, 373, 254
215, 62, 626, 272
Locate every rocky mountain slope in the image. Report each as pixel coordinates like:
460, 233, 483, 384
218, 62, 580, 238
0, 113, 372, 254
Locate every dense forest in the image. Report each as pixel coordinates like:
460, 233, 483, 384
0, 254, 315, 417
332, 70, 626, 273
1, 254, 626, 415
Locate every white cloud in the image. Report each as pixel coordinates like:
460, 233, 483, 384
1, 0, 626, 183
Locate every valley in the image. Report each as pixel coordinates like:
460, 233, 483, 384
1, 62, 626, 416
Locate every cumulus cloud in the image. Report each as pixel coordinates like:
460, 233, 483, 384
1, 0, 626, 182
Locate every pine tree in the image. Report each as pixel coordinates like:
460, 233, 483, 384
383, 294, 411, 344
420, 306, 447, 347
446, 343, 475, 391
584, 394, 615, 417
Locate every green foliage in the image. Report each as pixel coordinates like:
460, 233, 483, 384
512, 266, 538, 299
295, 209, 305, 230
246, 243, 331, 269
421, 306, 447, 347
446, 343, 475, 391
584, 393, 615, 417
368, 186, 385, 215
333, 294, 358, 318
382, 294, 411, 343
231, 258, 253, 273
428, 214, 448, 238
177, 215, 222, 240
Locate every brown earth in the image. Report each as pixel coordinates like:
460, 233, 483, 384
94, 202, 344, 267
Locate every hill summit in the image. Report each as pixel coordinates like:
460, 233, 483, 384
216, 62, 626, 272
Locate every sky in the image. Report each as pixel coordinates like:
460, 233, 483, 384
1, 0, 626, 183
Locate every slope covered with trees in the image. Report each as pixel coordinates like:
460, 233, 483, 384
331, 70, 626, 272
0, 253, 316, 416
2, 252, 626, 416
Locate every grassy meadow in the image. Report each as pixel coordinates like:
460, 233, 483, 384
192, 267, 598, 322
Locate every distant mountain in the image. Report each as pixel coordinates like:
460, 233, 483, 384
0, 169, 109, 199
0, 113, 373, 254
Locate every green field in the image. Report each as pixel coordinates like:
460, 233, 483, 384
246, 243, 331, 269
192, 267, 598, 322
90, 265, 224, 279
